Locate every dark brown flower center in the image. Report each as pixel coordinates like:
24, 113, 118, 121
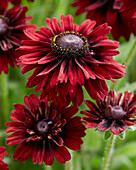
58, 34, 84, 50
0, 17, 8, 40
36, 119, 52, 138
112, 106, 126, 119
105, 105, 127, 120
51, 31, 88, 59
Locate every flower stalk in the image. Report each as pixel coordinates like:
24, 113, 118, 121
111, 38, 136, 90
65, 160, 72, 170
101, 134, 116, 170
0, 72, 9, 128
46, 165, 52, 170
38, 0, 52, 26
125, 39, 136, 67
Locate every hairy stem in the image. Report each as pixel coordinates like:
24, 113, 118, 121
102, 134, 116, 170
45, 165, 52, 170
38, 0, 53, 26
111, 39, 136, 90
0, 72, 9, 128
65, 160, 72, 170
125, 39, 136, 67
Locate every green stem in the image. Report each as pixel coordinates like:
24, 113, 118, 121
65, 160, 72, 170
101, 134, 116, 170
111, 39, 136, 90
52, 0, 70, 18
38, 0, 53, 26
125, 39, 136, 67
45, 165, 52, 170
0, 72, 9, 128
65, 150, 73, 170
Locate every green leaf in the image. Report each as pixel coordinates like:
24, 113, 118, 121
118, 82, 136, 93
118, 131, 126, 140
83, 129, 102, 151
115, 142, 136, 158
127, 125, 136, 132
103, 130, 112, 141
112, 155, 133, 170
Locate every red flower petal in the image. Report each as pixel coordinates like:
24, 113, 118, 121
97, 119, 111, 132
110, 121, 127, 135
53, 146, 71, 164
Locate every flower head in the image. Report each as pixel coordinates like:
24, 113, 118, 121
5, 94, 86, 165
81, 91, 136, 135
0, 0, 36, 74
0, 146, 8, 170
18, 15, 125, 106
72, 0, 136, 40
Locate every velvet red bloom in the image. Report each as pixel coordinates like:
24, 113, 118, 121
5, 94, 86, 165
0, 0, 36, 74
0, 146, 8, 170
18, 15, 125, 106
10, 0, 34, 5
72, 0, 136, 40
81, 91, 136, 135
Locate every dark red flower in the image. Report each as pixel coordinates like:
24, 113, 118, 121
18, 15, 125, 106
10, 0, 34, 5
5, 94, 85, 165
0, 0, 36, 74
81, 91, 136, 135
72, 0, 136, 40
0, 146, 8, 170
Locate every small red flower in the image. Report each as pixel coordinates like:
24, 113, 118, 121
18, 15, 125, 106
81, 91, 136, 135
5, 94, 86, 165
0, 146, 8, 170
72, 0, 136, 40
0, 0, 36, 74
10, 0, 34, 5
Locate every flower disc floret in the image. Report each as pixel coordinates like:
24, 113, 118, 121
35, 119, 52, 138
0, 16, 8, 40
105, 105, 127, 120
51, 31, 88, 59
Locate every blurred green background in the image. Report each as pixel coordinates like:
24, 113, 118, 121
1, 0, 136, 169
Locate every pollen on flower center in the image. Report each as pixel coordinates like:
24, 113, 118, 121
36, 119, 52, 138
51, 31, 88, 58
0, 17, 8, 40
